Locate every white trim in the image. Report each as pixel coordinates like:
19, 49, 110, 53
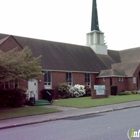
42, 69, 99, 74
86, 30, 104, 34
66, 72, 73, 86
103, 77, 106, 82
119, 77, 123, 82
85, 73, 91, 86
97, 75, 127, 78
133, 77, 137, 84
44, 71, 52, 89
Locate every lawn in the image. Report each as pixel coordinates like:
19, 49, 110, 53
1, 95, 140, 120
0, 106, 61, 120
53, 95, 140, 108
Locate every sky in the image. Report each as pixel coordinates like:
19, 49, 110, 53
0, 0, 140, 50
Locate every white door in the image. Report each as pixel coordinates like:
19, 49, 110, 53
28, 79, 38, 100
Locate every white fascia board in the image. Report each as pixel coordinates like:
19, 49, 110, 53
42, 69, 99, 74
97, 75, 127, 78
86, 30, 104, 35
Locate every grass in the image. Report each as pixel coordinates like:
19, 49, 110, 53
53, 95, 140, 108
0, 106, 61, 120
1, 95, 140, 120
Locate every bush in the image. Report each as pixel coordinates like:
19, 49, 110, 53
124, 91, 132, 95
69, 84, 86, 98
0, 88, 27, 108
57, 83, 91, 98
131, 90, 138, 94
118, 90, 138, 95
57, 83, 70, 98
85, 85, 91, 96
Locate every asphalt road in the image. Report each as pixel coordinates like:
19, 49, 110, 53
0, 107, 140, 140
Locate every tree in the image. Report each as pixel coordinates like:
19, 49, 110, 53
0, 46, 42, 84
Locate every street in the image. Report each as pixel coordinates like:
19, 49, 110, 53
0, 107, 140, 140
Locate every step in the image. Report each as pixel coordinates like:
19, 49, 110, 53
35, 100, 51, 106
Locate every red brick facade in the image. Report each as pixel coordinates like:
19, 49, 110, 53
33, 72, 97, 99
1, 36, 140, 99
96, 75, 140, 95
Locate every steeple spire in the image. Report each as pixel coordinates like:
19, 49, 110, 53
86, 0, 107, 55
91, 0, 100, 31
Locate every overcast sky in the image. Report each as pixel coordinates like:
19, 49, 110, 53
0, 0, 140, 50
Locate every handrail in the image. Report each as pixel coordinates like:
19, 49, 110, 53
29, 91, 35, 99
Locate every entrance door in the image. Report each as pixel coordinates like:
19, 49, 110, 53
28, 79, 38, 100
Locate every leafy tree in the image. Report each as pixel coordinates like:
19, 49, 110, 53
0, 46, 42, 84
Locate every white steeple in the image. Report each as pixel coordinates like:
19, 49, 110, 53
86, 0, 107, 55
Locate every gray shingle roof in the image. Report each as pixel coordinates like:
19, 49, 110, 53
108, 50, 121, 63
99, 61, 140, 77
112, 61, 140, 77
119, 47, 140, 62
0, 34, 108, 72
1, 33, 140, 75
98, 69, 126, 77
97, 54, 115, 68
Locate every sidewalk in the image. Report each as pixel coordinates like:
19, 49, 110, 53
1, 101, 140, 130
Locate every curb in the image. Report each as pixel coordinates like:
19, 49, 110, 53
0, 104, 140, 130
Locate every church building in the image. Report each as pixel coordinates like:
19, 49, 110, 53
0, 0, 140, 99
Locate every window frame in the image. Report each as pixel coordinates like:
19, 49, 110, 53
119, 77, 123, 82
85, 73, 91, 86
44, 71, 52, 88
66, 72, 72, 86
133, 77, 137, 84
4, 80, 19, 90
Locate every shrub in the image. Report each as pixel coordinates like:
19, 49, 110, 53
131, 90, 138, 94
124, 91, 132, 95
57, 83, 91, 98
57, 83, 70, 98
0, 88, 27, 108
69, 84, 86, 97
118, 90, 138, 95
85, 85, 91, 96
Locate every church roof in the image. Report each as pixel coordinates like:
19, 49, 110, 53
120, 47, 140, 62
112, 61, 140, 77
99, 69, 126, 77
0, 33, 140, 75
0, 34, 108, 72
98, 61, 140, 77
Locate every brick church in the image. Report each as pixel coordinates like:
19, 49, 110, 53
0, 0, 140, 99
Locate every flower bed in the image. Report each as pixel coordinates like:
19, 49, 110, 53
57, 83, 91, 98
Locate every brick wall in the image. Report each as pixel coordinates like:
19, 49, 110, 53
91, 74, 96, 88
52, 72, 66, 99
37, 75, 45, 99
73, 73, 84, 85
96, 77, 111, 94
133, 64, 140, 89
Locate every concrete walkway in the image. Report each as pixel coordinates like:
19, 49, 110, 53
1, 101, 140, 130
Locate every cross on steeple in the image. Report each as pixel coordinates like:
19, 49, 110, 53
91, 0, 100, 31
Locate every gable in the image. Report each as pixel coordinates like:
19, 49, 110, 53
0, 36, 22, 52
